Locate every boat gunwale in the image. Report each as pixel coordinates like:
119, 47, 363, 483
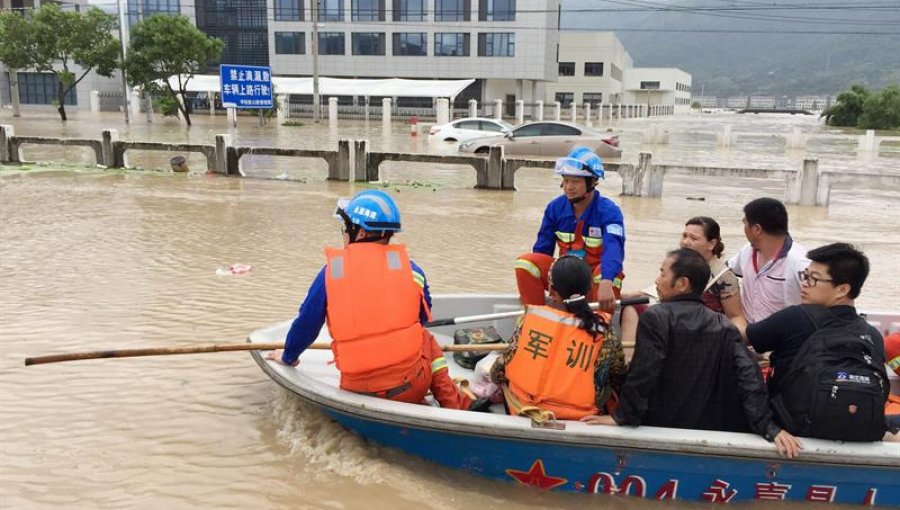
249, 345, 900, 469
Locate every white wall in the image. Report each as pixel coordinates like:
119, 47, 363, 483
622, 67, 692, 113
544, 31, 633, 105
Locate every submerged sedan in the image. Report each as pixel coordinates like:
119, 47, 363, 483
429, 117, 514, 143
458, 121, 621, 158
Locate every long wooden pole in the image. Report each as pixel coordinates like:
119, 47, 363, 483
25, 297, 648, 366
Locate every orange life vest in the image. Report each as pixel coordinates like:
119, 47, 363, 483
505, 305, 603, 420
324, 243, 428, 393
556, 219, 603, 268
885, 332, 900, 377
887, 393, 900, 416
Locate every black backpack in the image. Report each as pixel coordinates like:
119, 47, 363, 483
771, 306, 888, 441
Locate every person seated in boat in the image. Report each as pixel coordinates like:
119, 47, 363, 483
266, 189, 484, 412
886, 333, 900, 440
619, 216, 748, 351
728, 197, 809, 327
746, 243, 889, 441
514, 146, 625, 313
490, 256, 627, 421
581, 249, 803, 459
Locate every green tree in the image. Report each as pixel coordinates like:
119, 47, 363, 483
822, 84, 870, 127
124, 14, 223, 127
857, 85, 900, 130
0, 4, 120, 121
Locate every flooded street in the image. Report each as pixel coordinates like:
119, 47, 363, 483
1, 109, 899, 509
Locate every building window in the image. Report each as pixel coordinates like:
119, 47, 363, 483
274, 0, 302, 20
318, 32, 345, 55
393, 33, 427, 56
352, 32, 385, 55
478, 0, 515, 21
584, 62, 603, 77
275, 32, 305, 54
128, 0, 181, 27
640, 81, 661, 90
435, 33, 469, 56
392, 0, 425, 21
17, 72, 76, 105
558, 62, 574, 76
610, 64, 623, 81
320, 0, 344, 21
352, 0, 385, 21
196, 0, 269, 67
435, 0, 470, 21
554, 92, 573, 106
583, 92, 603, 105
477, 33, 514, 57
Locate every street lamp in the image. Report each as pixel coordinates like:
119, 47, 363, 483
312, 0, 320, 123
116, 0, 130, 124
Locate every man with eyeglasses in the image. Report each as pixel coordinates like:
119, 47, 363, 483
747, 243, 884, 406
728, 197, 809, 325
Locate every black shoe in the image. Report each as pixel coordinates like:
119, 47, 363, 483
468, 397, 493, 413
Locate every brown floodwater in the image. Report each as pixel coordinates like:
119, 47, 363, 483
1, 109, 898, 509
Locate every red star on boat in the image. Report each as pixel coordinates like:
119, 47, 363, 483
506, 459, 568, 490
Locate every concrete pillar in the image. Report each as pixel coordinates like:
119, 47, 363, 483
382, 98, 392, 125
494, 99, 502, 120
0, 125, 14, 163
570, 102, 577, 122
596, 102, 604, 125
215, 134, 233, 175
101, 129, 119, 168
553, 101, 561, 121
468, 99, 477, 118
328, 138, 351, 180
353, 139, 369, 181
328, 97, 338, 123
144, 94, 154, 123
857, 129, 876, 152
617, 104, 622, 120
130, 90, 142, 118
515, 100, 524, 124
436, 98, 450, 125
787, 127, 806, 150
534, 100, 543, 121
208, 91, 216, 117
799, 158, 819, 206
718, 125, 732, 147
645, 152, 664, 197
515, 79, 523, 104
816, 171, 833, 207
276, 94, 287, 124
90, 91, 100, 113
227, 107, 237, 127
483, 144, 504, 190
583, 104, 592, 126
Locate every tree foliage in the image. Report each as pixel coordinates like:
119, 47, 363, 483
0, 4, 119, 121
857, 85, 900, 130
823, 84, 900, 130
125, 14, 223, 126
822, 84, 869, 127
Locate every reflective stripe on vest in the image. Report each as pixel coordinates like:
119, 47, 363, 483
505, 305, 603, 420
514, 258, 542, 279
888, 355, 900, 372
431, 356, 448, 373
324, 243, 425, 393
556, 220, 603, 268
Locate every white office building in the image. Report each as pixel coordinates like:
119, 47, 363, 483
622, 67, 692, 114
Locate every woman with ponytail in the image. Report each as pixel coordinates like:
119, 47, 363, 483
490, 256, 627, 421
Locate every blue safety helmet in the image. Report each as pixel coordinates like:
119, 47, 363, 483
334, 189, 402, 234
554, 146, 605, 180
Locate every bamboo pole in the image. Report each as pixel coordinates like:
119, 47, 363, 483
24, 340, 636, 366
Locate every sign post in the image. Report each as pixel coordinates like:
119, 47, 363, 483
219, 64, 274, 127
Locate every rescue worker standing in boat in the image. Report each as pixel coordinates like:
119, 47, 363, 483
491, 256, 627, 420
515, 147, 625, 311
267, 190, 478, 411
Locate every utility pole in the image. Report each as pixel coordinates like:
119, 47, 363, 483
312, 0, 320, 123
116, 0, 131, 124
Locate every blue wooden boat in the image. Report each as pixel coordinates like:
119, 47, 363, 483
249, 294, 900, 507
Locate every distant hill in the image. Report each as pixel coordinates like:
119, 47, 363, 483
561, 0, 900, 97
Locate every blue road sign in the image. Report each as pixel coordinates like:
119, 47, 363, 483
219, 64, 273, 109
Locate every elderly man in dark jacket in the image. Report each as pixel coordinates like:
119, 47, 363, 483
582, 249, 802, 459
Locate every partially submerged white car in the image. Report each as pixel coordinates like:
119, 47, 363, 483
429, 117, 514, 143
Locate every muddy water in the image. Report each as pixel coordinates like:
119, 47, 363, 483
1, 110, 899, 509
